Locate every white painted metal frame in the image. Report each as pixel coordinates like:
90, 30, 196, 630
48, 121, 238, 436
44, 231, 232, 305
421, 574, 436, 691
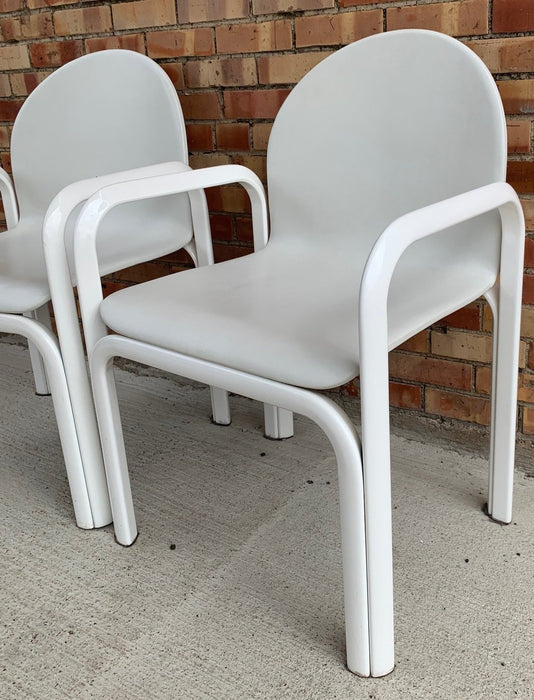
73, 154, 524, 675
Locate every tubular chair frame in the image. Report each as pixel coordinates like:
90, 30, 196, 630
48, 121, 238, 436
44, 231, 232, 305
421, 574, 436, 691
72, 161, 524, 676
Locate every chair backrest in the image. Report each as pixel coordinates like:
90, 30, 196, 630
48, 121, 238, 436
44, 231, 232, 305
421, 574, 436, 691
267, 30, 506, 268
11, 49, 194, 270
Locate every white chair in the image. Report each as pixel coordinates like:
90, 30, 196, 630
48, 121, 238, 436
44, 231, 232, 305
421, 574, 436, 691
2, 49, 291, 530
73, 31, 524, 676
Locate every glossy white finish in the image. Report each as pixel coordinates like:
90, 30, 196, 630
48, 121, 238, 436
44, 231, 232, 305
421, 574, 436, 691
74, 32, 525, 676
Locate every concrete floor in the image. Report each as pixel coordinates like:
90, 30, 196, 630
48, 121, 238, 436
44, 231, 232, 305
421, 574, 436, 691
1, 340, 533, 699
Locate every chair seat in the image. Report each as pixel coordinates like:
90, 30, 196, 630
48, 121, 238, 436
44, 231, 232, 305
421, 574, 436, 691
100, 239, 496, 390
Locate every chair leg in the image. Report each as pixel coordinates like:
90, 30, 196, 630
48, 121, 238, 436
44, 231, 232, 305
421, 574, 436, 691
263, 404, 294, 439
90, 336, 371, 674
24, 304, 52, 395
210, 386, 231, 425
485, 282, 521, 524
0, 313, 94, 529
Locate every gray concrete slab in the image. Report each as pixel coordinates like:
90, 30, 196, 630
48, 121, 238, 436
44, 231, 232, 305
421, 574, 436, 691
1, 341, 533, 699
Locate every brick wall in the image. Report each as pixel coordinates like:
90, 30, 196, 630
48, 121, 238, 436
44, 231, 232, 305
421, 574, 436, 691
0, 0, 533, 435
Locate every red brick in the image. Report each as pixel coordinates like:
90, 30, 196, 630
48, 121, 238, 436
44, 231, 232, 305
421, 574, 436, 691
296, 10, 381, 48
468, 37, 534, 74
55, 6, 111, 35
439, 304, 481, 331
397, 330, 429, 354
161, 63, 185, 90
231, 153, 267, 181
185, 57, 257, 88
425, 388, 491, 425
525, 236, 534, 267
27, 0, 75, 8
224, 89, 290, 119
389, 353, 473, 391
30, 40, 83, 68
180, 92, 222, 120
493, 0, 534, 33
522, 406, 534, 434
85, 34, 145, 54
0, 45, 30, 70
1, 152, 11, 172
186, 123, 213, 151
0, 98, 23, 122
507, 121, 531, 155
1, 12, 53, 41
216, 123, 249, 151
209, 213, 233, 241
236, 216, 253, 242
178, 0, 248, 23
0, 0, 23, 10
216, 20, 292, 55
389, 381, 422, 409
147, 28, 214, 58
213, 242, 253, 263
387, 0, 488, 36
0, 126, 9, 148
522, 200, 534, 231
253, 0, 334, 13
507, 161, 534, 195
0, 74, 10, 97
475, 365, 491, 394
252, 122, 272, 150
206, 185, 252, 214
498, 80, 534, 115
523, 273, 534, 305
10, 71, 49, 96
112, 0, 175, 31
258, 51, 330, 85
339, 0, 393, 5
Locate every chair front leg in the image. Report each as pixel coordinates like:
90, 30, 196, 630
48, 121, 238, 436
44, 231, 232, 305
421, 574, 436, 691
359, 329, 395, 677
24, 304, 52, 395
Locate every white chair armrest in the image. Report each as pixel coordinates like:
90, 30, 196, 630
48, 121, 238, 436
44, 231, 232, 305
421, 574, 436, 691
0, 166, 18, 228
73, 164, 269, 353
360, 182, 524, 320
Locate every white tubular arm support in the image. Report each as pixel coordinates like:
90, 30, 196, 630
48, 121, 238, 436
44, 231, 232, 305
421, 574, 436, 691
74, 164, 269, 354
360, 182, 524, 311
0, 166, 18, 228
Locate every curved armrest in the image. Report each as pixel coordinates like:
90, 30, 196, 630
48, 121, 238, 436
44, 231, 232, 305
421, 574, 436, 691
74, 164, 269, 353
0, 167, 18, 228
360, 182, 524, 323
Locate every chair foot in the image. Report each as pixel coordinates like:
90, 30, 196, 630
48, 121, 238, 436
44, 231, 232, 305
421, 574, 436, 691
482, 502, 509, 525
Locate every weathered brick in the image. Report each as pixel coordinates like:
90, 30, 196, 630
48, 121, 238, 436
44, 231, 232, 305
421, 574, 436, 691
339, 0, 394, 5
498, 79, 534, 115
522, 406, 534, 433
85, 34, 145, 54
0, 99, 23, 122
231, 153, 267, 181
54, 6, 112, 36
180, 92, 222, 120
253, 0, 334, 13
507, 121, 531, 155
431, 329, 492, 363
178, 0, 248, 23
10, 71, 48, 96
209, 213, 234, 241
1, 12, 53, 42
517, 372, 534, 403
258, 51, 330, 85
147, 28, 213, 58
296, 10, 382, 48
213, 242, 252, 263
224, 88, 290, 119
439, 304, 481, 331
0, 44, 30, 70
216, 20, 291, 55
425, 388, 491, 425
206, 185, 251, 214
186, 123, 214, 151
112, 0, 175, 31
252, 122, 272, 150
523, 273, 534, 305
389, 381, 422, 409
522, 201, 534, 231
525, 236, 534, 268
0, 74, 10, 98
0, 0, 23, 11
507, 161, 534, 195
30, 40, 83, 68
185, 57, 257, 88
216, 122, 250, 150
397, 330, 429, 354
236, 215, 253, 242
0, 126, 9, 148
475, 365, 491, 394
189, 152, 231, 169
27, 0, 75, 8
468, 37, 534, 74
387, 0, 488, 36
161, 63, 185, 90
521, 307, 534, 338
493, 0, 534, 33
1, 152, 11, 173
389, 353, 473, 391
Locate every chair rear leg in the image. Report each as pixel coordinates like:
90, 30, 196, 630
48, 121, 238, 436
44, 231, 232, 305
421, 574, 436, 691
264, 404, 294, 439
1, 313, 94, 529
24, 304, 52, 395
